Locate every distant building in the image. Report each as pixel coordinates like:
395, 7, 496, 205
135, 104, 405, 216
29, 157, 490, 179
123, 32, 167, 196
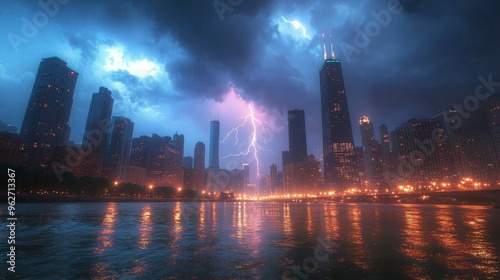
19, 57, 78, 168
288, 109, 307, 163
129, 136, 151, 168
0, 121, 17, 134
389, 118, 450, 186
209, 120, 220, 169
193, 141, 205, 170
359, 116, 383, 190
183, 156, 193, 169
126, 164, 147, 186
82, 87, 114, 177
270, 164, 278, 195
319, 58, 358, 190
283, 155, 321, 194
147, 133, 184, 188
0, 132, 20, 164
105, 116, 134, 181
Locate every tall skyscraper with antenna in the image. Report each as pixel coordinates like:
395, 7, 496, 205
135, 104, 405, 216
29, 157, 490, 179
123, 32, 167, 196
319, 34, 359, 190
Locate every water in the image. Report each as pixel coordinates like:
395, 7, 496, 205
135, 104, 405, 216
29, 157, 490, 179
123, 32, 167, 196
2, 202, 500, 279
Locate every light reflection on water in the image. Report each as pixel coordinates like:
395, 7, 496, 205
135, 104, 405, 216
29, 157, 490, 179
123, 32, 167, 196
11, 202, 500, 279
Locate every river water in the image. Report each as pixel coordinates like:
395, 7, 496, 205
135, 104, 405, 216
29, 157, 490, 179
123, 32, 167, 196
3, 202, 500, 279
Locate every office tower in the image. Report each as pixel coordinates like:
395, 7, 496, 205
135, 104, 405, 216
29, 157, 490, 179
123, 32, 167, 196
106, 116, 134, 181
270, 164, 278, 195
288, 109, 307, 163
284, 155, 321, 194
354, 146, 367, 188
319, 58, 358, 189
359, 116, 383, 189
379, 123, 392, 179
19, 57, 78, 168
183, 156, 193, 169
209, 120, 220, 169
390, 118, 449, 186
82, 87, 114, 175
243, 163, 250, 187
379, 124, 390, 154
173, 133, 185, 159
193, 141, 205, 170
485, 94, 500, 171
282, 151, 290, 167
451, 130, 498, 184
130, 136, 151, 168
147, 134, 184, 188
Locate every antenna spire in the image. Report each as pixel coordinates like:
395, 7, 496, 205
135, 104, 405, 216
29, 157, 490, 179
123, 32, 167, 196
329, 29, 335, 59
322, 31, 327, 60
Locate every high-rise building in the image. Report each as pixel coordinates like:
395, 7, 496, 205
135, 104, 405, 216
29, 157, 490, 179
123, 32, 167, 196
451, 130, 498, 184
147, 133, 184, 188
209, 120, 220, 169
129, 136, 151, 168
288, 109, 307, 163
105, 116, 134, 181
359, 116, 383, 190
390, 118, 450, 186
183, 156, 193, 169
485, 94, 500, 171
19, 57, 78, 168
82, 87, 114, 176
243, 163, 250, 188
379, 123, 393, 184
270, 164, 278, 195
173, 133, 185, 159
319, 58, 358, 190
193, 141, 205, 170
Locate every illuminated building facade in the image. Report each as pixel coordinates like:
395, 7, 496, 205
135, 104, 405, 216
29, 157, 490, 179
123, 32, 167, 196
390, 118, 450, 186
147, 133, 184, 188
19, 57, 78, 168
319, 58, 359, 190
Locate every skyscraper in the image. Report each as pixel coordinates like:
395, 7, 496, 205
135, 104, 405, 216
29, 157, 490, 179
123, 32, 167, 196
270, 164, 278, 195
82, 87, 114, 175
193, 141, 205, 170
106, 116, 134, 181
390, 118, 449, 186
288, 109, 307, 163
359, 116, 382, 189
209, 120, 220, 169
319, 58, 358, 190
19, 57, 78, 168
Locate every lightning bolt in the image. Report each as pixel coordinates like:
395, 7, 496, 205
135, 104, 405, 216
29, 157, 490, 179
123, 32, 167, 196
282, 16, 312, 40
221, 104, 271, 179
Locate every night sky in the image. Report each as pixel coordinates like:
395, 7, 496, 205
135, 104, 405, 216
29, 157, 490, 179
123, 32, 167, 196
1, 0, 499, 182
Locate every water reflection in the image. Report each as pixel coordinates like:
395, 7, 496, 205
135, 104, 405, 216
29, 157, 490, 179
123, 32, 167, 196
400, 205, 428, 277
463, 207, 499, 276
138, 205, 152, 250
93, 202, 116, 255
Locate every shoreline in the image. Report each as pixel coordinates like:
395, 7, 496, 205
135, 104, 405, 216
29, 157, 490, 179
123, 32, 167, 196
1, 193, 497, 207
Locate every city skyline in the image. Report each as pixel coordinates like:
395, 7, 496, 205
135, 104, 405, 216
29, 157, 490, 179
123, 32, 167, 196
1, 1, 500, 184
